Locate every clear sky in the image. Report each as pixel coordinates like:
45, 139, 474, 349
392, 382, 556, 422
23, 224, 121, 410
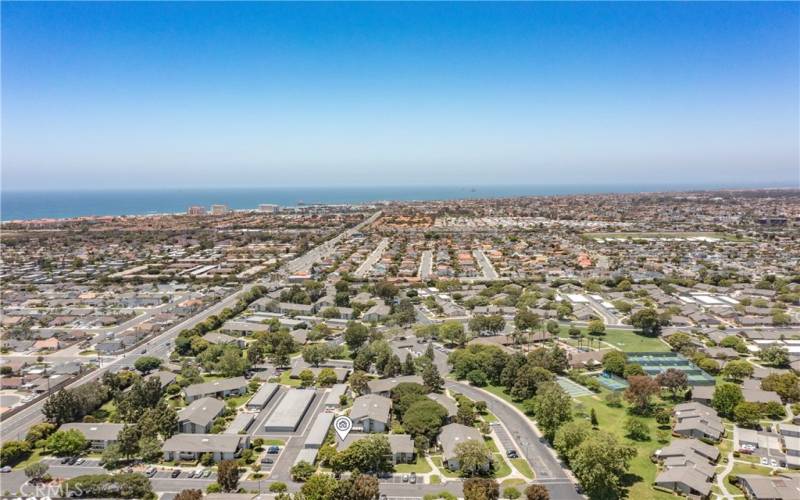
2, 1, 798, 190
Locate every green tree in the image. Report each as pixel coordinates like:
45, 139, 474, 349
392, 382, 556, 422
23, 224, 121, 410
403, 353, 417, 375
349, 370, 369, 395
602, 351, 627, 377
734, 401, 764, 428
503, 486, 521, 500
455, 440, 492, 477
46, 429, 88, 457
299, 473, 338, 500
463, 477, 500, 499
217, 459, 239, 492
553, 420, 592, 464
712, 383, 744, 418
138, 436, 162, 463
299, 369, 315, 388
291, 460, 316, 482
100, 443, 124, 469
0, 440, 31, 466
587, 319, 605, 336
344, 321, 370, 351
514, 309, 541, 332
625, 417, 650, 441
24, 461, 49, 483
403, 399, 448, 441
440, 321, 467, 347
117, 425, 140, 460
303, 343, 328, 367
25, 422, 56, 445
334, 434, 393, 474
317, 368, 337, 387
133, 356, 162, 374
623, 375, 660, 414
570, 431, 635, 500
423, 362, 444, 392
759, 346, 790, 367
532, 382, 573, 441
630, 308, 662, 336
524, 484, 550, 500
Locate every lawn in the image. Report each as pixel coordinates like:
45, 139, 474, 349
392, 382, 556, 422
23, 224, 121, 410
12, 449, 43, 470
484, 436, 499, 453
260, 439, 286, 446
511, 458, 534, 479
429, 474, 441, 484
279, 370, 301, 387
225, 394, 250, 409
480, 411, 497, 423
574, 392, 675, 500
430, 456, 459, 478
78, 349, 98, 356
394, 456, 432, 474
557, 326, 670, 353
500, 478, 526, 489
726, 461, 776, 496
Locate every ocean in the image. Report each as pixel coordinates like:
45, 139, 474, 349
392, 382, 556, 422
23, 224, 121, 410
0, 183, 778, 221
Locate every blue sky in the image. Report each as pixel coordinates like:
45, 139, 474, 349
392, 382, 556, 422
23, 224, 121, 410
2, 1, 798, 190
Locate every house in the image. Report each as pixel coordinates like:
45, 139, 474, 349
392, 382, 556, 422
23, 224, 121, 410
673, 402, 724, 442
183, 377, 248, 402
367, 375, 424, 396
177, 397, 225, 433
350, 394, 391, 432
427, 393, 458, 422
656, 438, 720, 463
779, 423, 800, 469
60, 423, 124, 451
654, 466, 713, 498
737, 474, 800, 500
438, 423, 489, 471
362, 302, 391, 322
33, 338, 61, 351
690, 385, 715, 405
145, 370, 178, 388
337, 433, 415, 464
323, 384, 349, 409
161, 434, 248, 462
202, 332, 246, 349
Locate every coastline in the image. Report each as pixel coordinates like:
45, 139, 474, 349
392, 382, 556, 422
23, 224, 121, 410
1, 183, 796, 222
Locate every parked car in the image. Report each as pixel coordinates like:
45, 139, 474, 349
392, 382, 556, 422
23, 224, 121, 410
145, 467, 156, 477
171, 469, 181, 478
261, 458, 274, 464
68, 457, 79, 465
760, 457, 769, 466
75, 458, 85, 465
770, 459, 779, 467
506, 449, 518, 458
410, 472, 416, 484
0, 466, 12, 473
402, 474, 409, 482
187, 470, 195, 478
60, 457, 71, 464
203, 469, 211, 478
267, 446, 280, 454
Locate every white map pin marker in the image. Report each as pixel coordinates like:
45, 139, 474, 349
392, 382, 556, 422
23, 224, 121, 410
334, 416, 353, 441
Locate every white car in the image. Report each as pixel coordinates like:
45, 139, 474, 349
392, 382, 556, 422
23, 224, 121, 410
770, 459, 779, 467
760, 457, 769, 466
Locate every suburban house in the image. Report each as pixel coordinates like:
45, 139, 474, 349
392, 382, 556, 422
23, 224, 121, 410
362, 302, 391, 322
202, 331, 247, 349
337, 433, 415, 464
673, 402, 725, 442
145, 370, 178, 388
655, 439, 720, 463
367, 375, 424, 396
438, 423, 489, 471
161, 434, 248, 462
60, 422, 124, 451
736, 474, 800, 500
177, 396, 225, 433
350, 394, 391, 433
183, 377, 248, 402
427, 393, 458, 422
779, 423, 800, 469
654, 466, 713, 498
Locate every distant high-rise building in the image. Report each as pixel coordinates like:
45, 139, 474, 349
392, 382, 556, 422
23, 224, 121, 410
210, 204, 229, 215
187, 205, 206, 215
258, 204, 279, 213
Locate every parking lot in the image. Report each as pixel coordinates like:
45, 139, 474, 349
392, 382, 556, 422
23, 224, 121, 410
490, 422, 517, 455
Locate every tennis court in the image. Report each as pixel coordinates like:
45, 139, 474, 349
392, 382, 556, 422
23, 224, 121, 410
557, 376, 594, 398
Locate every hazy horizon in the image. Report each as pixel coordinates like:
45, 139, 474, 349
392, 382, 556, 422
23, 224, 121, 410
2, 2, 799, 190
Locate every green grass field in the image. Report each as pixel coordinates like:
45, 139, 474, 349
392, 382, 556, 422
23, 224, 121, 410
491, 453, 512, 478
279, 370, 301, 387
394, 456, 432, 473
558, 326, 671, 352
574, 392, 674, 500
511, 458, 534, 479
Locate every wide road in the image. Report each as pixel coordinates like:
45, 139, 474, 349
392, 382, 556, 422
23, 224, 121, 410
354, 237, 389, 278
284, 210, 381, 275
445, 380, 582, 500
418, 250, 433, 280
472, 249, 499, 280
